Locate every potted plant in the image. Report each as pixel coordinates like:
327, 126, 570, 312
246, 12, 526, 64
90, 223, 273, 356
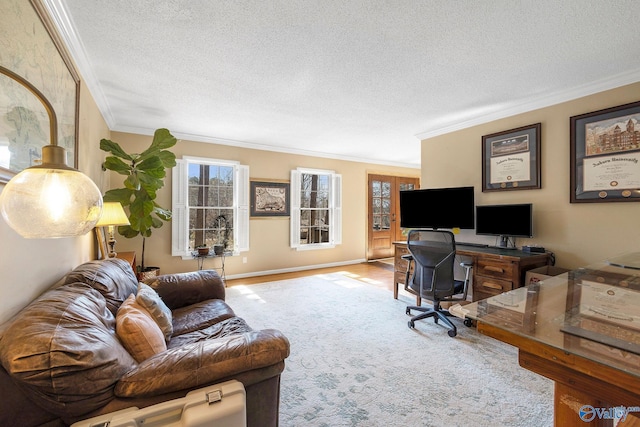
195, 244, 210, 256
215, 214, 231, 253
100, 128, 177, 280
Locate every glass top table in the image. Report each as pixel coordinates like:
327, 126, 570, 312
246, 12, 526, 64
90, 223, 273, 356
463, 253, 640, 424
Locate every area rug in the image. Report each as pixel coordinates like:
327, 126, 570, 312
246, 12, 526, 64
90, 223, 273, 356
226, 272, 553, 427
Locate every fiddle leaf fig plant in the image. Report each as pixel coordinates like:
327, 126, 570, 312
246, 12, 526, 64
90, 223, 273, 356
100, 128, 177, 272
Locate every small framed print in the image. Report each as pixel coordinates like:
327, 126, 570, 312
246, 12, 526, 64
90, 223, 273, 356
482, 123, 541, 192
570, 100, 640, 203
250, 180, 290, 217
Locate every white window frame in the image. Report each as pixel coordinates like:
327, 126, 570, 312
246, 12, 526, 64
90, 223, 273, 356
290, 167, 342, 250
172, 156, 249, 258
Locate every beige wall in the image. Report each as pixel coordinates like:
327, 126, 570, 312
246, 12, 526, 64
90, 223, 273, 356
0, 80, 110, 324
107, 132, 419, 277
421, 82, 640, 269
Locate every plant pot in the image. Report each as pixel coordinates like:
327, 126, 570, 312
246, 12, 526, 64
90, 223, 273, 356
138, 267, 160, 281
197, 247, 210, 256
213, 244, 224, 255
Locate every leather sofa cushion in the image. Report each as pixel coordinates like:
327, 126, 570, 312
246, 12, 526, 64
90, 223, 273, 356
144, 270, 225, 309
171, 299, 236, 336
116, 294, 167, 362
63, 258, 138, 315
136, 283, 173, 341
115, 328, 291, 397
0, 283, 136, 418
168, 316, 252, 349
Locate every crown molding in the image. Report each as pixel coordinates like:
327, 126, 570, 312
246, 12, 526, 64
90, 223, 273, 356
41, 0, 116, 128
113, 124, 421, 169
416, 69, 640, 140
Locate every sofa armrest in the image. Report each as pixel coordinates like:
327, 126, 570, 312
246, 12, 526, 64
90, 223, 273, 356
114, 329, 290, 397
144, 270, 225, 309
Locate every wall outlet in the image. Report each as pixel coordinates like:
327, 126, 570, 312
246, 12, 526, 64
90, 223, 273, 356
242, 257, 247, 264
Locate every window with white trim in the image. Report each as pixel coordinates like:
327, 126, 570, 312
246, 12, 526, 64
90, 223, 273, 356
172, 157, 249, 257
290, 168, 342, 250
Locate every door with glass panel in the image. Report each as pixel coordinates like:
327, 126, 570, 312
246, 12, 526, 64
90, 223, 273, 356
367, 174, 419, 259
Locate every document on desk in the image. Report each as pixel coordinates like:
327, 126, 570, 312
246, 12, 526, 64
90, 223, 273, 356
561, 280, 640, 355
577, 280, 640, 331
487, 290, 528, 314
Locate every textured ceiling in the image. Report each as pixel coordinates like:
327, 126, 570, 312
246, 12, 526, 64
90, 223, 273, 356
45, 0, 640, 167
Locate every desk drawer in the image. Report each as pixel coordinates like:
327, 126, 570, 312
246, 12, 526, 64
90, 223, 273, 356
474, 275, 514, 297
476, 259, 515, 280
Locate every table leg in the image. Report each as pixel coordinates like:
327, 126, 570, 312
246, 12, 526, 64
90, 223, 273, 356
554, 382, 610, 427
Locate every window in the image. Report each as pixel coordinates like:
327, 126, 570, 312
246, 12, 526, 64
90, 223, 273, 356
290, 168, 342, 249
172, 157, 249, 257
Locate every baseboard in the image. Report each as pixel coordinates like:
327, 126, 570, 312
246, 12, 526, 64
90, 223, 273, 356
225, 258, 367, 280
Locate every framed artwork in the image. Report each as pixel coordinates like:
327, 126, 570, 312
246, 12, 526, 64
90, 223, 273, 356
482, 123, 541, 192
0, 0, 80, 184
570, 100, 640, 203
250, 180, 290, 217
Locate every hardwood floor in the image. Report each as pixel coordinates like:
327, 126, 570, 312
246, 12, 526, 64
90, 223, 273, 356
225, 260, 395, 293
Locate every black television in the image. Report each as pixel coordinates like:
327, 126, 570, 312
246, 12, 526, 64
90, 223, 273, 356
399, 186, 474, 230
475, 203, 533, 248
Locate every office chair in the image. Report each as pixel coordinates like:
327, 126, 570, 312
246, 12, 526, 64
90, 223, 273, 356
404, 229, 472, 337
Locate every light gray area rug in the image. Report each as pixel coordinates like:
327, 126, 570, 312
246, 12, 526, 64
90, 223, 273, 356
226, 272, 553, 427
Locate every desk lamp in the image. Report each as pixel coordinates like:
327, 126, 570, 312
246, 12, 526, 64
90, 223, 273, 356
0, 66, 103, 238
96, 202, 130, 258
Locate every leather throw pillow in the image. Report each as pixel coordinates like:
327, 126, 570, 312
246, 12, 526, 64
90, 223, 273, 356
116, 294, 167, 363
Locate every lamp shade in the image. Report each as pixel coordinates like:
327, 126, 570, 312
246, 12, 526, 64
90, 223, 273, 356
96, 202, 130, 227
0, 65, 104, 239
1, 167, 103, 238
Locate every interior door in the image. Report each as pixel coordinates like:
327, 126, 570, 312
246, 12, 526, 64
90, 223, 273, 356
367, 174, 419, 260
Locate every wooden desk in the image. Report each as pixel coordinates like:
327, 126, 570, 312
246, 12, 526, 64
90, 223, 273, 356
393, 242, 550, 302
465, 257, 640, 426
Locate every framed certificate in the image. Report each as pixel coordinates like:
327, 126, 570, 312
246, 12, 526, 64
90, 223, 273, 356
570, 100, 640, 203
482, 123, 541, 192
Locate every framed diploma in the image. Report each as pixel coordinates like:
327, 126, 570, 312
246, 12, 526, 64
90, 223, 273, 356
482, 123, 541, 192
570, 100, 640, 203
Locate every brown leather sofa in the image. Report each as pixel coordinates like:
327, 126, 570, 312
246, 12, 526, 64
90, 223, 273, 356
0, 258, 290, 427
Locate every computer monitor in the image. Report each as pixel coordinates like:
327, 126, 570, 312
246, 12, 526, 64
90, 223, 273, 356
475, 203, 533, 248
399, 186, 475, 230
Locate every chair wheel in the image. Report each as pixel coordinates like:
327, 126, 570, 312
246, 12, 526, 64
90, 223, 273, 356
406, 307, 411, 315
448, 330, 457, 337
434, 317, 439, 324
464, 319, 473, 327
408, 320, 415, 329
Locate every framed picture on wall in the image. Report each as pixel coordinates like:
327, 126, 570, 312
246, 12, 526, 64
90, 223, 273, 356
570, 100, 640, 203
482, 123, 541, 192
250, 180, 290, 217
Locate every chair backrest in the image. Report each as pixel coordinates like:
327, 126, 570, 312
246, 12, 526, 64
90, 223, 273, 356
406, 229, 457, 299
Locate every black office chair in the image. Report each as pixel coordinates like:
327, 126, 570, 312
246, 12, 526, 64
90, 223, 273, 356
404, 229, 472, 337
